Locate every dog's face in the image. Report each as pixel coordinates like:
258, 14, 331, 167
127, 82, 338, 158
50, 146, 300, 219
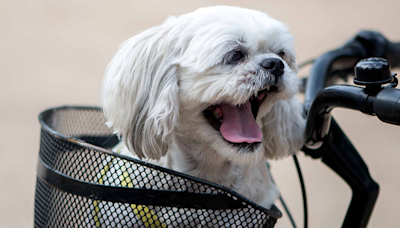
102, 6, 300, 165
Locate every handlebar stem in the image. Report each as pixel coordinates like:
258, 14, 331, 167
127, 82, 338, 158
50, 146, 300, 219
303, 120, 380, 228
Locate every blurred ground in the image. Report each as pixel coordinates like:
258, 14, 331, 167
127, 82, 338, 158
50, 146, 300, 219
1, 0, 400, 227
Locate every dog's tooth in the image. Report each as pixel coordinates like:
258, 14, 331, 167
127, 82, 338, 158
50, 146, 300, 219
213, 109, 219, 118
213, 108, 223, 119
216, 106, 223, 118
266, 85, 271, 91
213, 106, 223, 120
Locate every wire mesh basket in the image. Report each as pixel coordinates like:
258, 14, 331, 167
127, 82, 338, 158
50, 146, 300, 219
35, 106, 282, 228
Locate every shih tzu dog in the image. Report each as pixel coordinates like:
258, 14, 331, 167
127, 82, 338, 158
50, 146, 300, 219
102, 6, 305, 210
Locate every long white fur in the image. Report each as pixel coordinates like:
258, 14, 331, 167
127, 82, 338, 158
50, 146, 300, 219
102, 6, 305, 210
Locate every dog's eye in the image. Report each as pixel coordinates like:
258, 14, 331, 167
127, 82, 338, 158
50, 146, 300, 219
278, 51, 285, 58
229, 51, 244, 63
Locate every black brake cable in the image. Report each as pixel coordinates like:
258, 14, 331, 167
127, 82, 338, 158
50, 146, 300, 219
293, 155, 308, 228
291, 59, 311, 228
278, 192, 297, 228
296, 59, 311, 228
270, 155, 308, 228
267, 163, 297, 228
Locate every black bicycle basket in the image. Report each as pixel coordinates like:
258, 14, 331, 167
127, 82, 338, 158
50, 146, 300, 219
35, 106, 282, 228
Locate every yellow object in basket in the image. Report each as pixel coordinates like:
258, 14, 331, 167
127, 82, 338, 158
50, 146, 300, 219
93, 147, 166, 228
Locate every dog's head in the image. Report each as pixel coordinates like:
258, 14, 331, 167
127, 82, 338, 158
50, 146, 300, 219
102, 6, 304, 164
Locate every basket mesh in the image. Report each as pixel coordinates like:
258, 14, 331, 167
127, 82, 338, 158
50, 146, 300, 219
35, 106, 280, 228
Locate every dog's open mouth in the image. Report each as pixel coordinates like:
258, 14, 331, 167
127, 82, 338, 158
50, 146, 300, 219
203, 85, 278, 150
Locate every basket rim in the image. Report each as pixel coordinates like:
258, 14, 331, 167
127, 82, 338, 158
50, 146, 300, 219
38, 105, 282, 218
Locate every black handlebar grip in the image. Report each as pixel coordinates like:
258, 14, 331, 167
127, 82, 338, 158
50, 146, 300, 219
387, 42, 400, 68
374, 88, 400, 125
348, 31, 400, 67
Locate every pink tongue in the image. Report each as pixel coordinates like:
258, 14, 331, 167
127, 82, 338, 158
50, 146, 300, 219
219, 101, 263, 143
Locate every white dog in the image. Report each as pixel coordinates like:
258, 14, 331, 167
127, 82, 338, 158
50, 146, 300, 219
102, 6, 305, 210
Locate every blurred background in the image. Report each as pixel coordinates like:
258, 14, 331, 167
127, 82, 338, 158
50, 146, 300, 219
1, 0, 400, 227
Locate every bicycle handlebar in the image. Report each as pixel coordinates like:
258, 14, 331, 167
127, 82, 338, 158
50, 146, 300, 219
386, 40, 400, 68
305, 31, 400, 110
305, 53, 400, 148
305, 85, 400, 149
301, 31, 400, 228
374, 87, 400, 125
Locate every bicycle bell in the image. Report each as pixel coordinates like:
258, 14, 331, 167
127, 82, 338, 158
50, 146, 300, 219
354, 57, 398, 91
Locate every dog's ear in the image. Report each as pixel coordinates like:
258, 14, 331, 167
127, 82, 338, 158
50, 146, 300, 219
102, 20, 180, 160
261, 97, 305, 159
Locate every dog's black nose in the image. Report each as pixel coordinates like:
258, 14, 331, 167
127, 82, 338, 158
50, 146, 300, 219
260, 58, 285, 77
